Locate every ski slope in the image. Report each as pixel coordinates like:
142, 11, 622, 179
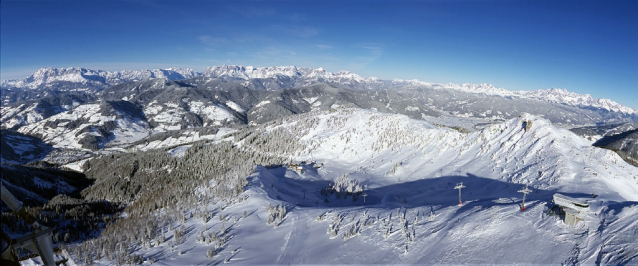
70, 109, 638, 265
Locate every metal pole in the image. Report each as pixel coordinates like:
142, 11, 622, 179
454, 183, 465, 206
1, 184, 24, 213
518, 186, 532, 211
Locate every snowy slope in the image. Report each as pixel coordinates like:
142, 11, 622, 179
1, 102, 49, 129
286, 109, 638, 201
0, 130, 52, 164
133, 127, 236, 152
89, 109, 638, 265
16, 101, 150, 150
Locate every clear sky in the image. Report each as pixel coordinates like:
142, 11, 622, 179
1, 0, 637, 109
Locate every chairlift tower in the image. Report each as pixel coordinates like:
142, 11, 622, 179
454, 182, 466, 206
518, 185, 532, 211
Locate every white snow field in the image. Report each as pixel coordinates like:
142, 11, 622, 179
16, 102, 151, 150
55, 109, 638, 265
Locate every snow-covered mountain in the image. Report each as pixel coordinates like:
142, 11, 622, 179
594, 128, 638, 166
180, 109, 638, 264
13, 100, 150, 150
1, 65, 637, 166
3, 65, 635, 116
0, 130, 53, 164
4, 66, 638, 266
19, 108, 634, 265
0, 67, 200, 105
2, 81, 637, 158
202, 65, 637, 115
204, 65, 381, 82
201, 65, 386, 91
521, 88, 636, 114
418, 83, 636, 115
1, 67, 200, 90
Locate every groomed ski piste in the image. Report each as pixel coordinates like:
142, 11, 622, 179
23, 108, 638, 265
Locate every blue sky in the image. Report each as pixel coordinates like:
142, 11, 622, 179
2, 0, 637, 109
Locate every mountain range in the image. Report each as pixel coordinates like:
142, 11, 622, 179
2, 66, 637, 165
3, 66, 636, 115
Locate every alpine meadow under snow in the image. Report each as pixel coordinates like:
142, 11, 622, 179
1, 66, 638, 265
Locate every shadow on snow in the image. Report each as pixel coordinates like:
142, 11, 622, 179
249, 165, 595, 211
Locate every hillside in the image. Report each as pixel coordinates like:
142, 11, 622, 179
594, 129, 638, 167
3, 81, 636, 157
16, 109, 635, 265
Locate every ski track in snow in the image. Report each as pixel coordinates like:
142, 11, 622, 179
276, 215, 296, 264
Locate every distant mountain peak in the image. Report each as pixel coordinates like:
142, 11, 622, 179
1, 67, 200, 90
521, 87, 636, 114
417, 83, 635, 115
